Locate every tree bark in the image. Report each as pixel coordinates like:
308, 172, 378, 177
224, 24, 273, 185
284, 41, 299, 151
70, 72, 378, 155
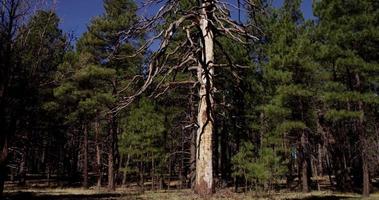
189, 89, 196, 189
300, 131, 309, 193
194, 1, 215, 196
355, 73, 370, 197
190, 128, 196, 189
83, 124, 88, 188
95, 120, 102, 188
108, 116, 116, 191
0, 136, 8, 197
362, 149, 370, 197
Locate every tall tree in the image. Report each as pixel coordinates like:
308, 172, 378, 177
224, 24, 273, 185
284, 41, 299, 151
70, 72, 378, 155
0, 0, 66, 195
75, 0, 141, 190
249, 0, 320, 192
117, 0, 258, 196
314, 0, 379, 196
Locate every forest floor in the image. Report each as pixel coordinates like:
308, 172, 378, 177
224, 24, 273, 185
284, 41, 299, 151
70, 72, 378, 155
3, 188, 379, 200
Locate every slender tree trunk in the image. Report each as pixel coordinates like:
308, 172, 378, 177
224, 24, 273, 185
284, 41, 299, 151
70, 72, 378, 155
300, 131, 309, 193
0, 136, 8, 197
220, 127, 228, 182
189, 89, 196, 189
95, 120, 102, 188
355, 73, 370, 197
47, 165, 51, 187
151, 156, 155, 191
83, 124, 88, 188
179, 130, 184, 189
194, 0, 215, 196
108, 147, 115, 190
108, 116, 115, 191
19, 149, 26, 186
140, 161, 145, 192
190, 128, 196, 189
326, 152, 334, 188
122, 154, 130, 186
362, 149, 369, 197
318, 144, 323, 176
358, 118, 370, 197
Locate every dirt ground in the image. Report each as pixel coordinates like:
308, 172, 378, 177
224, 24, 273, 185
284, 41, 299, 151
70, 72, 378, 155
3, 188, 379, 200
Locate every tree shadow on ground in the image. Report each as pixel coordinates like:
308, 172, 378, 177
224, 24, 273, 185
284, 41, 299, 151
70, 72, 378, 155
3, 192, 140, 200
288, 196, 352, 200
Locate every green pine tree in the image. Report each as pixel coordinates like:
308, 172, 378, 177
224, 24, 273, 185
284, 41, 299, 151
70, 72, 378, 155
314, 0, 379, 196
254, 0, 320, 193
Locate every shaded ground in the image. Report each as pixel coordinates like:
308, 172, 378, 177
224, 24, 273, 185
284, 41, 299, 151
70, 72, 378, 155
3, 188, 379, 200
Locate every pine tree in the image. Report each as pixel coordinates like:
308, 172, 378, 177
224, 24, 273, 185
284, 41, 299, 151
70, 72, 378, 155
0, 4, 66, 195
75, 0, 141, 190
314, 0, 379, 196
119, 97, 166, 190
17, 10, 66, 186
257, 0, 320, 192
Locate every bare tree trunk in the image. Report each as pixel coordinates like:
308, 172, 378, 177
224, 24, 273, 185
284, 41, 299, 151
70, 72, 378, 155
189, 89, 196, 189
300, 132, 309, 193
362, 149, 370, 197
0, 136, 8, 197
122, 154, 130, 186
358, 117, 370, 197
355, 73, 370, 197
108, 117, 115, 191
140, 161, 145, 192
318, 143, 323, 176
95, 120, 102, 189
151, 156, 155, 191
19, 150, 26, 186
108, 147, 115, 191
194, 1, 215, 197
83, 124, 88, 188
179, 131, 184, 189
190, 128, 196, 189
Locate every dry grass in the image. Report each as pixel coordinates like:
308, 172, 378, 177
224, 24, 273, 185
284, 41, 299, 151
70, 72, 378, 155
4, 188, 379, 200
135, 189, 379, 200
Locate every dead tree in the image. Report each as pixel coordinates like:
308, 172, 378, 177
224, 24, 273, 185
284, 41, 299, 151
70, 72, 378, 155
115, 0, 258, 196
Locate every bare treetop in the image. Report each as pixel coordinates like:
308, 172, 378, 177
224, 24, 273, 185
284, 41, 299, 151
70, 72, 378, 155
114, 0, 258, 112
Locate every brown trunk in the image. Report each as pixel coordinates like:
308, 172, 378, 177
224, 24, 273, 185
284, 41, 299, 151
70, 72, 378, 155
326, 152, 334, 187
358, 118, 370, 197
108, 116, 115, 191
362, 150, 370, 197
151, 156, 155, 190
0, 136, 8, 197
47, 166, 51, 187
179, 131, 184, 189
108, 148, 115, 190
318, 144, 323, 176
19, 150, 26, 186
300, 132, 309, 193
95, 120, 102, 188
83, 124, 88, 188
139, 161, 145, 191
122, 154, 130, 186
188, 89, 196, 189
194, 0, 215, 196
190, 128, 196, 189
355, 73, 370, 197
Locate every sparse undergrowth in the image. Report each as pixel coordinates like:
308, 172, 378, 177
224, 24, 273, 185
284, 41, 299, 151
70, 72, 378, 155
3, 188, 379, 200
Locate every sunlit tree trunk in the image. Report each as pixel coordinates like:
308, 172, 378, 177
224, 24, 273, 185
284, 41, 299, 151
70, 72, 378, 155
194, 1, 215, 196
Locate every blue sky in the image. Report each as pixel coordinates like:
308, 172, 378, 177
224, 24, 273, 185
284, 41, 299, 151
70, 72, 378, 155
56, 0, 314, 38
